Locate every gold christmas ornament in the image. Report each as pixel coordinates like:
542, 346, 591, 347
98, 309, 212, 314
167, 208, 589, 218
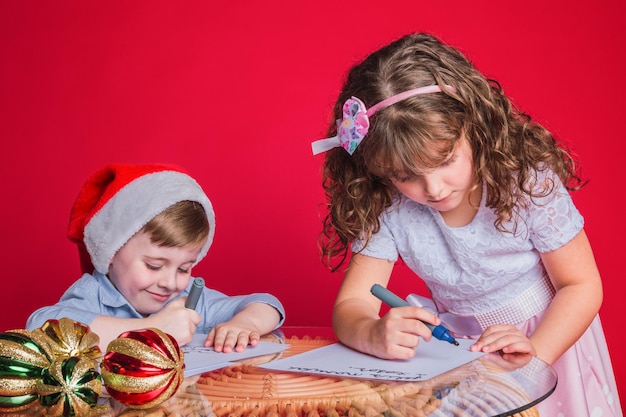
33, 318, 101, 361
0, 330, 53, 412
101, 328, 184, 409
37, 356, 102, 417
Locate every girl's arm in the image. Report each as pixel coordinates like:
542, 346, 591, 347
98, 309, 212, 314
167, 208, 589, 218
333, 253, 442, 360
530, 229, 603, 363
473, 230, 603, 364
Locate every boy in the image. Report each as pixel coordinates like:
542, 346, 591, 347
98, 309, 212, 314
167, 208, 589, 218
27, 163, 285, 351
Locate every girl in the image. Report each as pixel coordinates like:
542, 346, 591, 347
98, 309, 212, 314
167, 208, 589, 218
312, 33, 621, 416
27, 163, 285, 351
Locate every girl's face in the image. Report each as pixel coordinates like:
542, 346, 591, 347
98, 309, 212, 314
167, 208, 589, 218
108, 231, 203, 316
390, 135, 475, 214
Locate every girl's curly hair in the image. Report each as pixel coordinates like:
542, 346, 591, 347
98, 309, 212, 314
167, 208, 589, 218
320, 33, 584, 271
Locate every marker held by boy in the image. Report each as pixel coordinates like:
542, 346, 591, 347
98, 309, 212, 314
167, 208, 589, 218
370, 284, 459, 346
185, 278, 205, 310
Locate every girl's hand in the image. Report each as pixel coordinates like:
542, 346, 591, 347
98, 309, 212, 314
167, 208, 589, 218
481, 350, 533, 371
366, 305, 442, 360
204, 320, 261, 353
470, 324, 537, 361
147, 298, 201, 346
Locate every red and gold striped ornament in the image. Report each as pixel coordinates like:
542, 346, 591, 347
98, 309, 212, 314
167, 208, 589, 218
36, 356, 102, 417
101, 328, 184, 409
0, 330, 53, 412
33, 318, 101, 361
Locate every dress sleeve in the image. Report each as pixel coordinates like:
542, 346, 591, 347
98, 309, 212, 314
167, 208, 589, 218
527, 170, 584, 253
351, 212, 399, 262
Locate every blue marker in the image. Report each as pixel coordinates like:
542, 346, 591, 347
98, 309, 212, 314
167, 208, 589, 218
370, 284, 459, 346
185, 278, 205, 310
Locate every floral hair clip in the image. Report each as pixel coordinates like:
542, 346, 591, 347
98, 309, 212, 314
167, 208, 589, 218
311, 85, 453, 155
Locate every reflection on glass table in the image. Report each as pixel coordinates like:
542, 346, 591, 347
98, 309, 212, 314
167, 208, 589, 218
13, 326, 557, 417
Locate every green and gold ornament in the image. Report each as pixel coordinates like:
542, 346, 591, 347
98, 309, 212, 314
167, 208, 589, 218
34, 319, 103, 416
0, 317, 103, 416
1, 320, 185, 415
0, 330, 53, 412
101, 328, 185, 409
37, 356, 102, 417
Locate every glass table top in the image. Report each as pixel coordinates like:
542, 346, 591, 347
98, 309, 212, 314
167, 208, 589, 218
9, 327, 557, 417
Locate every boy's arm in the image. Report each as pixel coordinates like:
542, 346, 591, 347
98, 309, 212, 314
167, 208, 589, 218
90, 297, 201, 349
27, 275, 202, 349
197, 289, 285, 332
26, 276, 102, 331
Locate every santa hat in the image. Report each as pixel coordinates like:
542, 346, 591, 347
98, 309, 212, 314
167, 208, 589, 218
67, 163, 216, 275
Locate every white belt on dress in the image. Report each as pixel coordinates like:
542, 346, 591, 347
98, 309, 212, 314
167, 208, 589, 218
406, 274, 555, 337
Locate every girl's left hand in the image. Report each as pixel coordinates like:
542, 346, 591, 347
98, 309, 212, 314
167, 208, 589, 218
470, 324, 536, 360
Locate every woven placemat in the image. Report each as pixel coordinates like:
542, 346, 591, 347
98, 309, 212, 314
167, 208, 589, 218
115, 336, 539, 417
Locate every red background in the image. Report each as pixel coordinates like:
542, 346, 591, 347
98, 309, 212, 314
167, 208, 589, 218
1, 0, 624, 405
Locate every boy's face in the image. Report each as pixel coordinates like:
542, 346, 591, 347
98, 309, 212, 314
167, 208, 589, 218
108, 231, 204, 316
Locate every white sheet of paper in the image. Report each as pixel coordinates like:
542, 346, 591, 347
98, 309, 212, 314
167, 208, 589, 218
182, 333, 290, 377
260, 338, 484, 381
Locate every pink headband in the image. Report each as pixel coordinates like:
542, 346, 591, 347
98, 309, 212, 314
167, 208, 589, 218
311, 85, 453, 155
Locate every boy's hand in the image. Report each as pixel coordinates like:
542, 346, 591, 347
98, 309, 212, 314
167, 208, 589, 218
204, 320, 261, 353
204, 303, 281, 353
147, 298, 201, 346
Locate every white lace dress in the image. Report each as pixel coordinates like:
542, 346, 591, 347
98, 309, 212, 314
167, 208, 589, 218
353, 171, 622, 416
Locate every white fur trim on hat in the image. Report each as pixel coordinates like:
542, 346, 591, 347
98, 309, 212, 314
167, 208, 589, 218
84, 170, 215, 274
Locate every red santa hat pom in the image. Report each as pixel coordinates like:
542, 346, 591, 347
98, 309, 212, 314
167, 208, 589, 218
67, 163, 215, 275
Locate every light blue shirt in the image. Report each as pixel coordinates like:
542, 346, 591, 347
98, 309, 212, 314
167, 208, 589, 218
26, 271, 285, 333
